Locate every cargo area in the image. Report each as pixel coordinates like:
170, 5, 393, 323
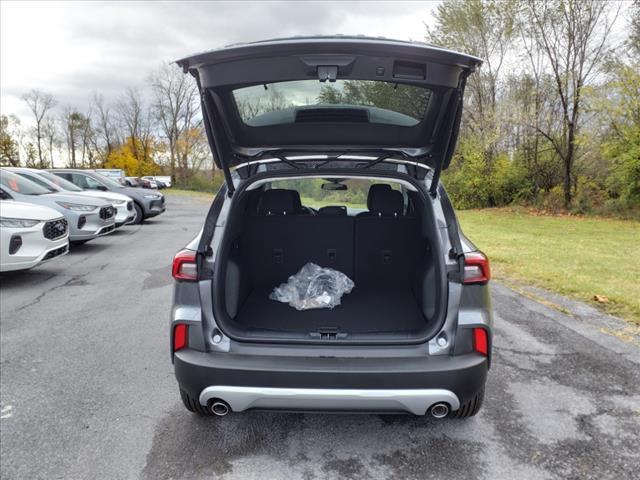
214, 180, 444, 342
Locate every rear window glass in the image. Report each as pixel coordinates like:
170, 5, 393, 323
232, 80, 431, 127
270, 178, 402, 214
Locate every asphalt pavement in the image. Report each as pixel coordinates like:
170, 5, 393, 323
1, 192, 638, 480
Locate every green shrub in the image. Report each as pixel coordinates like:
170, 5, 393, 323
572, 177, 607, 214
605, 131, 640, 208
175, 172, 224, 192
443, 140, 531, 209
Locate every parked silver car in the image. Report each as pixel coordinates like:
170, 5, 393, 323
6, 168, 135, 227
0, 170, 116, 245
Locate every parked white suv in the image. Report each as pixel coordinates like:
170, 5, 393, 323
0, 201, 69, 272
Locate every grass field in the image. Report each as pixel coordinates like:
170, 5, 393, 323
164, 188, 214, 202
457, 208, 640, 324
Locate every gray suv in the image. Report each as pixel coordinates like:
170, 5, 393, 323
49, 169, 165, 224
171, 37, 492, 419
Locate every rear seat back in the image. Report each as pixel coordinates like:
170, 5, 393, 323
244, 190, 354, 286
354, 187, 422, 286
243, 187, 424, 289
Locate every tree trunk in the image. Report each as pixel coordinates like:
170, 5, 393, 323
36, 125, 44, 168
564, 125, 575, 209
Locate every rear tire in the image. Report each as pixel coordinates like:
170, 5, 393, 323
450, 388, 484, 418
180, 389, 213, 416
131, 203, 144, 225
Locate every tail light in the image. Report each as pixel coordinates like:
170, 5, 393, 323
172, 249, 197, 281
173, 324, 188, 352
463, 251, 490, 284
473, 327, 488, 356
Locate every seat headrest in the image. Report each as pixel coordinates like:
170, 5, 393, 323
366, 184, 392, 210
318, 205, 347, 216
258, 189, 299, 215
369, 188, 404, 217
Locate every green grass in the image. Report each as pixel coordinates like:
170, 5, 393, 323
457, 208, 640, 324
164, 188, 214, 202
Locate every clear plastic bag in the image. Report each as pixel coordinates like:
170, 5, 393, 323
269, 262, 355, 311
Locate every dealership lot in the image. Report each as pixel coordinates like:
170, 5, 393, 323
1, 193, 638, 480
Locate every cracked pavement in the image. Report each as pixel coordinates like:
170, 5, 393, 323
1, 193, 638, 480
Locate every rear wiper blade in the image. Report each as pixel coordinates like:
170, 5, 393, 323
270, 153, 301, 169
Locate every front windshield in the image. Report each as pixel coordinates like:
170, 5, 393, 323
0, 170, 50, 195
15, 172, 58, 192
38, 171, 83, 192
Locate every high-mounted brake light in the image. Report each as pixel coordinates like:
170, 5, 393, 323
173, 324, 188, 352
462, 251, 490, 284
172, 249, 197, 281
473, 327, 488, 356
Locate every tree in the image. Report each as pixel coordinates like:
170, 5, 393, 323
427, 0, 517, 165
42, 117, 59, 167
150, 64, 202, 181
21, 89, 57, 168
630, 0, 640, 55
105, 137, 160, 176
62, 108, 86, 168
91, 93, 119, 165
520, 0, 618, 208
117, 88, 154, 164
0, 115, 21, 166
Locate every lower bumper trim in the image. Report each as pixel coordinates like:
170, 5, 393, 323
199, 386, 460, 415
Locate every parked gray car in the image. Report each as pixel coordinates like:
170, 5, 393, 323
0, 170, 116, 244
49, 169, 165, 224
170, 37, 492, 419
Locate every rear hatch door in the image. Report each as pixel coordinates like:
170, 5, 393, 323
177, 36, 481, 192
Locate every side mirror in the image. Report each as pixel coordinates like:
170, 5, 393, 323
96, 185, 108, 191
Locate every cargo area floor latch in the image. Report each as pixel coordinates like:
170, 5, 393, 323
310, 326, 347, 340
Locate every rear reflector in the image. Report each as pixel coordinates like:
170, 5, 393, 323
172, 249, 197, 281
473, 328, 488, 356
463, 251, 490, 284
173, 324, 188, 352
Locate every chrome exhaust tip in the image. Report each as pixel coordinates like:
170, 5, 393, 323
210, 400, 230, 416
430, 402, 450, 419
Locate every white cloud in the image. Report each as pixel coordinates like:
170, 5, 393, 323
1, 1, 440, 125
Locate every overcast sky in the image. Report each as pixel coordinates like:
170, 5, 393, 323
1, 1, 441, 125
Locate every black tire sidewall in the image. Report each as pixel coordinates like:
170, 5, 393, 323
132, 203, 144, 225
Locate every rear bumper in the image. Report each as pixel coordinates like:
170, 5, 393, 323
174, 350, 488, 414
200, 386, 460, 415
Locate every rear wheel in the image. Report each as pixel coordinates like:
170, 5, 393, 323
450, 388, 484, 418
131, 202, 144, 225
180, 389, 213, 416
